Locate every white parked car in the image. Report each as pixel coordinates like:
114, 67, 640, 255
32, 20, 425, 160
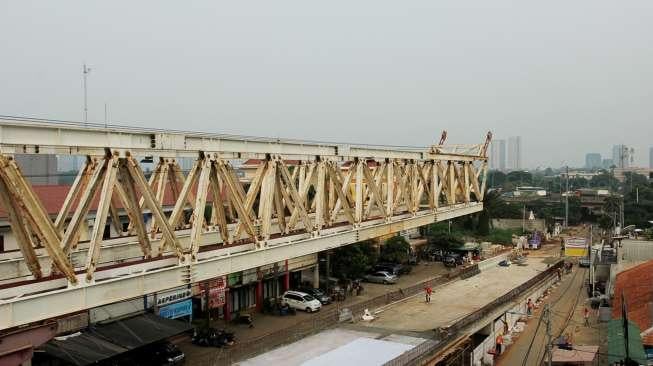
281, 290, 322, 313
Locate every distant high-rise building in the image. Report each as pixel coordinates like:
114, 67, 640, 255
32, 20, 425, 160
507, 136, 522, 171
649, 147, 653, 169
612, 144, 631, 169
602, 159, 614, 169
585, 153, 601, 170
489, 139, 506, 171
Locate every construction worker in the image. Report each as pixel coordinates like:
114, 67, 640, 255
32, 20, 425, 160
583, 307, 590, 327
495, 332, 504, 355
424, 285, 433, 303
526, 298, 534, 316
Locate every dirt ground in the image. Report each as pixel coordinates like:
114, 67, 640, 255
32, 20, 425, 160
497, 228, 607, 365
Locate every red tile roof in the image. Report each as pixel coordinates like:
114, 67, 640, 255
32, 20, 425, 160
242, 159, 301, 167
0, 183, 223, 219
612, 260, 653, 345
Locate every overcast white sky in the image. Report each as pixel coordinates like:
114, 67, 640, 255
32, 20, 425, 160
1, 1, 652, 168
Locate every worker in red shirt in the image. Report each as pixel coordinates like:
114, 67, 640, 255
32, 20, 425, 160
424, 285, 433, 303
495, 333, 504, 355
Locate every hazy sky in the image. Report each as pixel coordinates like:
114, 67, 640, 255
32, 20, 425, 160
1, 1, 652, 168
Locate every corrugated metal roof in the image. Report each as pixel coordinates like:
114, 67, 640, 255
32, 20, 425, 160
40, 314, 192, 366
607, 319, 648, 365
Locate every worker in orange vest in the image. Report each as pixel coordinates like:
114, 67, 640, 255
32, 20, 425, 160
495, 332, 504, 355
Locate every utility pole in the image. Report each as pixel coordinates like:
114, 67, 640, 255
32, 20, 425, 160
83, 64, 91, 124
522, 202, 526, 234
545, 303, 553, 366
564, 166, 569, 228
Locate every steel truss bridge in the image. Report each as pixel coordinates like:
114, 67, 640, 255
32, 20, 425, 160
0, 116, 490, 335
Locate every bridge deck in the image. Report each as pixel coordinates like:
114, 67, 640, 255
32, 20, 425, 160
359, 258, 549, 332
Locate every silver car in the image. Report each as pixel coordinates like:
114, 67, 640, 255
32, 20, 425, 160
364, 271, 398, 284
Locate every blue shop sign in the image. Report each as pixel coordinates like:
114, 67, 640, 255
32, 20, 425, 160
159, 299, 192, 319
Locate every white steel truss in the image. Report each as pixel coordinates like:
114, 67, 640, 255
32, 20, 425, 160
0, 117, 492, 331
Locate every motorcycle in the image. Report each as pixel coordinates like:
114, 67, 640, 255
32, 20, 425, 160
192, 328, 236, 348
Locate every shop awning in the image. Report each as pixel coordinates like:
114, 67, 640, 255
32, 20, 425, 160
94, 313, 192, 348
40, 332, 128, 365
40, 313, 193, 365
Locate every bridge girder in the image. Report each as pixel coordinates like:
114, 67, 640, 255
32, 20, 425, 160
0, 117, 491, 331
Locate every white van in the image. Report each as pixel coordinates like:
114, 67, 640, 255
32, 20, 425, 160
281, 290, 322, 313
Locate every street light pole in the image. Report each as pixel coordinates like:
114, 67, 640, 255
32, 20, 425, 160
83, 64, 91, 124
565, 165, 569, 228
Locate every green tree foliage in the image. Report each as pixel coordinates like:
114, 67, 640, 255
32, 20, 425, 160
506, 171, 533, 186
477, 189, 503, 235
590, 173, 617, 190
330, 240, 377, 280
598, 214, 614, 230
487, 170, 507, 188
566, 196, 583, 225
623, 180, 653, 228
428, 232, 464, 249
380, 236, 411, 263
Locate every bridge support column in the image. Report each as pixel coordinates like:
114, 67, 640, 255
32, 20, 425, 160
313, 265, 320, 289
224, 289, 231, 321
0, 323, 57, 366
283, 259, 290, 291
256, 280, 263, 312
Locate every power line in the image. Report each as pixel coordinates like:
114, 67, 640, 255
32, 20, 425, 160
521, 310, 545, 366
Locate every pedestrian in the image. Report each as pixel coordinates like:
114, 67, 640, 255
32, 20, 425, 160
425, 285, 433, 303
526, 298, 534, 316
495, 332, 504, 355
583, 307, 590, 327
557, 268, 562, 281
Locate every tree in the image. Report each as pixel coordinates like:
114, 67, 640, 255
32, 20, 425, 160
380, 236, 411, 263
506, 171, 533, 186
428, 232, 464, 249
477, 189, 503, 235
330, 241, 377, 279
598, 214, 613, 231
487, 170, 507, 188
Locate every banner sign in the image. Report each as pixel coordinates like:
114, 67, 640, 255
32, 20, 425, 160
565, 237, 588, 257
200, 276, 227, 309
159, 299, 192, 319
154, 287, 192, 308
209, 288, 226, 309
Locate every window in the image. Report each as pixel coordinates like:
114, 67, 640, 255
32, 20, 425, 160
0, 234, 4, 252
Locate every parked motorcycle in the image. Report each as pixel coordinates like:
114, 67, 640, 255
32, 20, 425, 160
192, 328, 236, 348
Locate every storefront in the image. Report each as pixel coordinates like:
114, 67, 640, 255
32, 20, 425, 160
159, 298, 193, 321
287, 254, 319, 289
228, 270, 257, 318
152, 286, 193, 322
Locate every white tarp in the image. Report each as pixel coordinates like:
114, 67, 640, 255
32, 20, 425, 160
303, 337, 413, 366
